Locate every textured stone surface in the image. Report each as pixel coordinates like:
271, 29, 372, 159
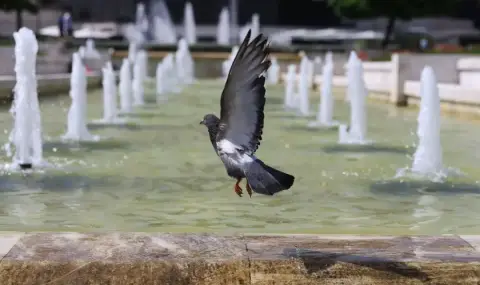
245, 235, 480, 284
0, 233, 480, 284
0, 232, 24, 260
0, 232, 249, 285
460, 235, 480, 251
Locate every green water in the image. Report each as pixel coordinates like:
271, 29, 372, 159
1, 80, 480, 234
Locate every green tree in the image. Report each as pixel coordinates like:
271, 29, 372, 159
327, 0, 460, 49
0, 0, 38, 31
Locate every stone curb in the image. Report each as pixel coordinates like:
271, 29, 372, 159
0, 232, 479, 284
0, 73, 102, 103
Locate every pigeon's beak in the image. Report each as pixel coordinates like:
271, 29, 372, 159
199, 120, 205, 125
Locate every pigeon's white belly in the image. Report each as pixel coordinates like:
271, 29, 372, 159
217, 139, 255, 177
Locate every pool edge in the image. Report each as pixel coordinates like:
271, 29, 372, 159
0, 232, 479, 284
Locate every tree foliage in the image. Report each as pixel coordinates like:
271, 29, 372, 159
327, 0, 461, 49
327, 0, 460, 19
0, 0, 38, 13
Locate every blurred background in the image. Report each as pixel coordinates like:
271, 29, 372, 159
1, 0, 480, 75
1, 0, 480, 46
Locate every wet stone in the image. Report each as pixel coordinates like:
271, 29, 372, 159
244, 235, 480, 285
1, 233, 480, 284
411, 236, 480, 263
0, 233, 24, 260
0, 232, 250, 285
460, 235, 480, 251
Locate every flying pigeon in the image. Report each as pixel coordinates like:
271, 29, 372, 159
200, 29, 295, 197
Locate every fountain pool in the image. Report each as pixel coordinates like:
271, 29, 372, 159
0, 80, 480, 235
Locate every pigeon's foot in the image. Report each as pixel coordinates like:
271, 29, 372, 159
246, 182, 252, 198
234, 178, 243, 197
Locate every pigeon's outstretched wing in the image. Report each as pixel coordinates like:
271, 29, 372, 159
216, 29, 271, 155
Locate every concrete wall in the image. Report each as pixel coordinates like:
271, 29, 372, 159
399, 54, 466, 83
0, 9, 60, 36
0, 45, 71, 76
0, 73, 102, 103
281, 52, 480, 114
303, 52, 480, 84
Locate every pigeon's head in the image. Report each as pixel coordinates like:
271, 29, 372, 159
199, 114, 220, 128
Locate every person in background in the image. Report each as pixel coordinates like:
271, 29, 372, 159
419, 37, 429, 52
58, 11, 73, 37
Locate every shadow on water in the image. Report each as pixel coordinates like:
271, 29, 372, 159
144, 97, 159, 104
123, 112, 163, 119
140, 97, 167, 108
0, 174, 110, 193
370, 180, 480, 196
282, 249, 430, 282
322, 144, 410, 155
268, 112, 304, 119
43, 139, 130, 155
87, 122, 144, 131
283, 124, 339, 133
266, 97, 285, 105
126, 123, 195, 132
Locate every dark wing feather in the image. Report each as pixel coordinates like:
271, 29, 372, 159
216, 29, 271, 155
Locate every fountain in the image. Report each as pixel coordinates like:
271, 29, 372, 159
395, 66, 460, 181
123, 24, 145, 45
149, 0, 176, 43
308, 53, 339, 128
93, 62, 125, 124
137, 50, 149, 80
132, 51, 145, 106
217, 7, 230, 45
135, 3, 148, 41
222, 46, 238, 79
307, 58, 315, 88
122, 3, 148, 44
284, 64, 297, 110
78, 46, 85, 58
296, 55, 310, 116
267, 56, 280, 85
155, 62, 165, 97
4, 28, 46, 170
152, 16, 176, 44
345, 51, 358, 102
338, 51, 370, 145
119, 59, 133, 114
84, 39, 101, 59
156, 62, 165, 101
412, 67, 442, 175
251, 14, 260, 39
62, 52, 99, 141
176, 38, 194, 85
162, 53, 181, 93
184, 2, 196, 44
127, 43, 136, 64
325, 51, 333, 63
313, 56, 322, 76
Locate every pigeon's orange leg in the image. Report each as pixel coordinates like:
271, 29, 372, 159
234, 178, 243, 197
246, 182, 252, 198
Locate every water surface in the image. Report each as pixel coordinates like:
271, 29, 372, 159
1, 80, 480, 234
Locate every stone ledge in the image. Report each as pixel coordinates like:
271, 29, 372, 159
0, 73, 102, 104
0, 233, 479, 284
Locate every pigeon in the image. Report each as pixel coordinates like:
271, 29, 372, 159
200, 29, 295, 197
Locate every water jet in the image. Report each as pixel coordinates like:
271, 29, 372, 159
308, 52, 339, 128
4, 28, 48, 170
395, 66, 461, 181
338, 51, 370, 145
217, 7, 230, 45
62, 52, 99, 141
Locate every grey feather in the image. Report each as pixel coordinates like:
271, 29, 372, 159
216, 29, 271, 155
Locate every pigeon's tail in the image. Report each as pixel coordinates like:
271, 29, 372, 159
245, 159, 294, 196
